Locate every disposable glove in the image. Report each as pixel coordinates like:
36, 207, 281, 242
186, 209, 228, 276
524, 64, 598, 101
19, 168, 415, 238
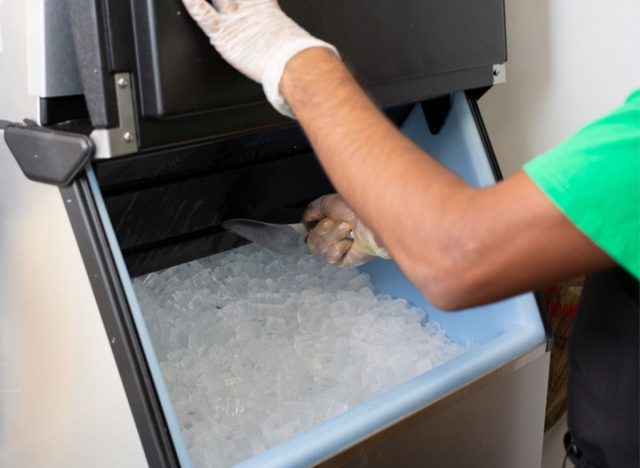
303, 194, 390, 268
181, 0, 339, 118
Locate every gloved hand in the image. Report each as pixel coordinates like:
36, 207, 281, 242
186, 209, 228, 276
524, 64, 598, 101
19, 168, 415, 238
181, 0, 339, 118
303, 194, 390, 267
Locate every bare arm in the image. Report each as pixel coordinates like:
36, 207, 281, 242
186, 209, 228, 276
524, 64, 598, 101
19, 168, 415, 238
281, 48, 614, 310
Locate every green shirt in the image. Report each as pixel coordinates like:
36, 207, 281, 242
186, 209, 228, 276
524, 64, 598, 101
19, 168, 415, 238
524, 89, 640, 279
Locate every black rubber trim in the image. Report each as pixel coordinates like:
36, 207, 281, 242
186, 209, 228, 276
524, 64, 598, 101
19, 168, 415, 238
465, 92, 504, 182
59, 174, 179, 468
39, 95, 90, 126
466, 85, 492, 103
465, 92, 553, 350
534, 291, 553, 352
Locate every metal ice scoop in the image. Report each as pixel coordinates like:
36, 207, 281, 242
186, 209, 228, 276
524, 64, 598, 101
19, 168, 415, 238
222, 217, 355, 256
221, 219, 314, 255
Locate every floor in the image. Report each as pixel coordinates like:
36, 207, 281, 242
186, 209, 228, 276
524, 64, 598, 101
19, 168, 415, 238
541, 414, 574, 468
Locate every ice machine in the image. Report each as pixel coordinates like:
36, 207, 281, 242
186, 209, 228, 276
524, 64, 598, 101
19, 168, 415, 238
0, 1, 550, 467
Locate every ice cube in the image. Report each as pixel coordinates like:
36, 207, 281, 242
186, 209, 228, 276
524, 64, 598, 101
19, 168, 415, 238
132, 243, 469, 467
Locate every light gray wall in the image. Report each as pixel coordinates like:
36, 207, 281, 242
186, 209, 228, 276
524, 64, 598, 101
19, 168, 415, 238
0, 2, 147, 466
479, 0, 640, 176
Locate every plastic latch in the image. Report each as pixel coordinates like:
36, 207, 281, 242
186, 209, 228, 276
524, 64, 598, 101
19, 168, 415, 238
3, 122, 94, 186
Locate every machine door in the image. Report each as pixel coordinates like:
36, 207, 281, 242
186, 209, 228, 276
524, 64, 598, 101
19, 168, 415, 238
66, 0, 506, 154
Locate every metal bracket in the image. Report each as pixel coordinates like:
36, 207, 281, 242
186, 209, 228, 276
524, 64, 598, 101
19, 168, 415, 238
492, 63, 506, 85
90, 73, 138, 159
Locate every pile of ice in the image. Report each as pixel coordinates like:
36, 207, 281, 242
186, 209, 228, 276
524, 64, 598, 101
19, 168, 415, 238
134, 244, 468, 467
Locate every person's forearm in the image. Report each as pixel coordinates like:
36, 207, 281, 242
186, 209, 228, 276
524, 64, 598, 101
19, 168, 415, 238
281, 50, 470, 234
281, 48, 478, 302
280, 48, 613, 309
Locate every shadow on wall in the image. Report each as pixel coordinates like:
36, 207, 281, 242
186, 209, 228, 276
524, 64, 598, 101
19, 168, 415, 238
478, 0, 552, 176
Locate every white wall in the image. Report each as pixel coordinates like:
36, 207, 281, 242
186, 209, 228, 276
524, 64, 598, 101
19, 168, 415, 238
479, 0, 640, 176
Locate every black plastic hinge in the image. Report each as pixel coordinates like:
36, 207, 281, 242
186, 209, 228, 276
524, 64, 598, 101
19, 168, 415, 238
2, 120, 94, 187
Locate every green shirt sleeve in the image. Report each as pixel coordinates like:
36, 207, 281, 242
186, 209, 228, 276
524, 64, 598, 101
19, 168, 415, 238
524, 89, 640, 279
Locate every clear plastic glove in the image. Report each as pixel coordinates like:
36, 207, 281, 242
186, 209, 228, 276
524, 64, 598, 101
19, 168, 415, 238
181, 0, 339, 118
303, 194, 390, 267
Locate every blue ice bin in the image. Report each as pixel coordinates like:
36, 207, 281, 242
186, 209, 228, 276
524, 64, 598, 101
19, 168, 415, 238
106, 92, 549, 468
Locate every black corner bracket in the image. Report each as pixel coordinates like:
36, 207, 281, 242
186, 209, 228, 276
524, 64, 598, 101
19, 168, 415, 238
2, 121, 94, 186
421, 94, 453, 135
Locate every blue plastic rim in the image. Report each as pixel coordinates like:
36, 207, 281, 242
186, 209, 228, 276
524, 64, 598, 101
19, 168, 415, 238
91, 91, 546, 468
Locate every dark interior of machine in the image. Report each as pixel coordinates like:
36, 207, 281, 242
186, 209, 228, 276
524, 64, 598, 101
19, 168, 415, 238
93, 106, 414, 276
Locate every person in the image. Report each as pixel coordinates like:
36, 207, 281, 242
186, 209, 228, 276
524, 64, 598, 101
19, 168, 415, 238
181, 1, 639, 466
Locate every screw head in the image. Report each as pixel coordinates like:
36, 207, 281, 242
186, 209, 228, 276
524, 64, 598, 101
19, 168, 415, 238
123, 131, 134, 143
117, 77, 129, 88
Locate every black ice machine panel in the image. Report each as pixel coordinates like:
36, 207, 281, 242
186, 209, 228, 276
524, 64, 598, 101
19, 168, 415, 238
68, 0, 506, 150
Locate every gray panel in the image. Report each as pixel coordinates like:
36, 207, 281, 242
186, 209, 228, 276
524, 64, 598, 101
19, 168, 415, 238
41, 0, 83, 97
26, 0, 83, 97
0, 2, 146, 466
320, 349, 550, 468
